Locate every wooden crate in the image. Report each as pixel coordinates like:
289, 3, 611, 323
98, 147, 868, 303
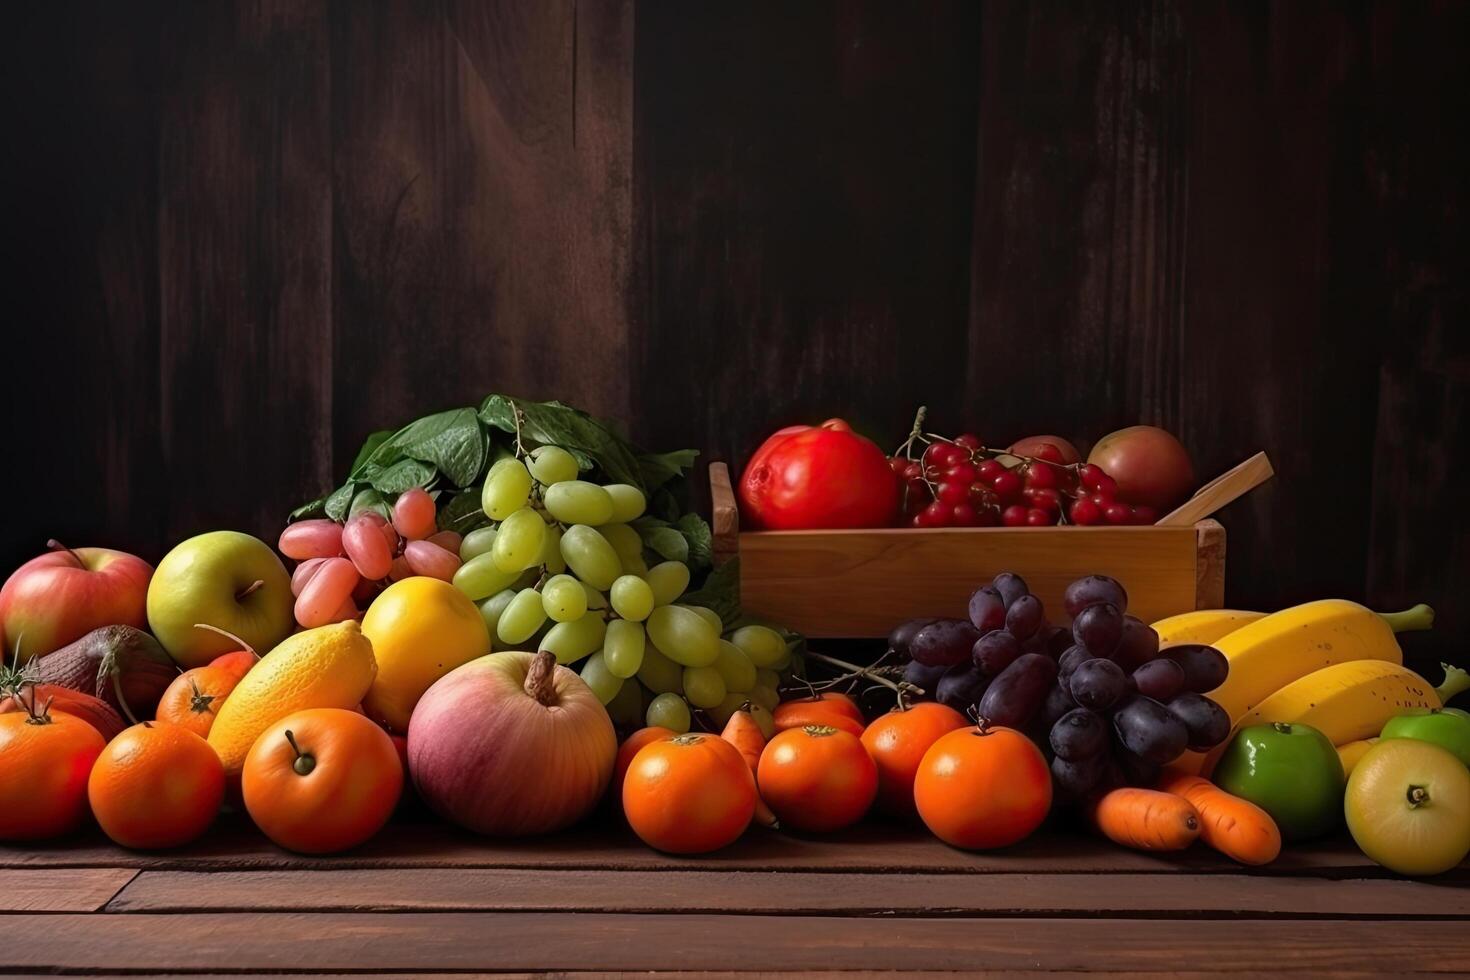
710, 462, 1224, 638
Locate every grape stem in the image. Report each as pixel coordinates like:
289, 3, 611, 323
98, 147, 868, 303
804, 650, 906, 694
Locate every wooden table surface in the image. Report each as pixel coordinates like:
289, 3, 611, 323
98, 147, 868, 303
4, 810, 1469, 978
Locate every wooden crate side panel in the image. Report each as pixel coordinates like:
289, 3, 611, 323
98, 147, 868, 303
740, 527, 1199, 637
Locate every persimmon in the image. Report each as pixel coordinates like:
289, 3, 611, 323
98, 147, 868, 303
155, 660, 248, 738
758, 724, 877, 832
861, 702, 969, 817
773, 692, 863, 729
87, 722, 224, 848
914, 725, 1051, 849
614, 726, 675, 802
623, 732, 754, 853
209, 649, 258, 680
0, 698, 106, 841
242, 707, 402, 854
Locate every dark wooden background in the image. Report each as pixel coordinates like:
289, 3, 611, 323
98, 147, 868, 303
3, 1, 1466, 665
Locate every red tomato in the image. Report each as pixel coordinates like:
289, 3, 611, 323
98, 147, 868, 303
739, 420, 899, 529
914, 726, 1051, 849
861, 703, 969, 817
758, 724, 877, 832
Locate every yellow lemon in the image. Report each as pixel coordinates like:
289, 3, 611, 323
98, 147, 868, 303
208, 620, 377, 776
361, 577, 491, 733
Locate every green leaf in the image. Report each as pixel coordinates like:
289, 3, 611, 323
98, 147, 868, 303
682, 558, 742, 626
675, 513, 713, 570
647, 487, 683, 523
324, 482, 358, 521
635, 520, 689, 563
639, 449, 699, 491
288, 496, 328, 522
438, 486, 490, 533
392, 407, 486, 488
479, 395, 645, 490
349, 430, 397, 478
366, 457, 437, 494
348, 488, 392, 522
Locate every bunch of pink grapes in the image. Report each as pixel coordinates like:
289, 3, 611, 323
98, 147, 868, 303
277, 488, 463, 627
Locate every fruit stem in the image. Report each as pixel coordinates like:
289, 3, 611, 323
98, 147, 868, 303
188, 677, 216, 715
1407, 784, 1430, 809
46, 539, 84, 567
285, 730, 316, 776
26, 694, 55, 725
1436, 663, 1470, 704
192, 623, 260, 660
235, 580, 266, 602
525, 650, 559, 706
1380, 603, 1435, 633
111, 669, 142, 727
1271, 722, 1293, 735
805, 651, 902, 694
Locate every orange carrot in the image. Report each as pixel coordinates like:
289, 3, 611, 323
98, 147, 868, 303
1157, 768, 1281, 866
1086, 787, 1201, 852
722, 704, 780, 829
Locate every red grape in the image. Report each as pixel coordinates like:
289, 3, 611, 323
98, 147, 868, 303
946, 461, 978, 484
392, 487, 438, 541
903, 462, 923, 480
916, 501, 949, 528
951, 502, 979, 526
1001, 504, 1029, 527
888, 456, 910, 475
922, 442, 950, 469
976, 459, 1005, 482
1104, 502, 1132, 525
1025, 463, 1058, 489
1025, 508, 1055, 526
955, 433, 983, 450
1069, 497, 1102, 525
1024, 487, 1062, 512
991, 470, 1022, 501
936, 481, 968, 505
1079, 464, 1108, 491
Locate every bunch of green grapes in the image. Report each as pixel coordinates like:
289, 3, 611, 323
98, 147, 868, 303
452, 445, 793, 734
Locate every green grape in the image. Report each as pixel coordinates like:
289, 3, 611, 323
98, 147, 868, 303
769, 646, 793, 671
541, 610, 607, 664
605, 672, 644, 727
560, 524, 622, 590
713, 639, 757, 693
453, 551, 523, 601
597, 523, 643, 564
636, 642, 684, 694
645, 561, 691, 606
646, 604, 718, 666
579, 651, 622, 705
609, 574, 655, 622
680, 604, 723, 634
682, 665, 726, 709
537, 523, 566, 574
492, 506, 546, 572
603, 483, 647, 523
477, 589, 517, 639
497, 587, 548, 645
646, 692, 691, 734
582, 581, 609, 610
748, 685, 780, 713
459, 526, 498, 562
756, 668, 781, 691
621, 553, 649, 576
603, 619, 646, 678
481, 458, 533, 520
541, 574, 587, 623
543, 480, 615, 525
527, 445, 579, 486
730, 624, 788, 668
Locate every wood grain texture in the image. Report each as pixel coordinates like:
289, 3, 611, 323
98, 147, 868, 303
5, 913, 1470, 973
1195, 518, 1226, 609
0, 868, 136, 912
109, 867, 1470, 918
739, 525, 1199, 636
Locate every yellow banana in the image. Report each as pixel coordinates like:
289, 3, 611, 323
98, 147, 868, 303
1205, 599, 1432, 725
1336, 738, 1378, 778
1152, 609, 1265, 646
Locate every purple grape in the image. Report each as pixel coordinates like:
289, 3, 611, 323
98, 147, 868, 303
991, 572, 1030, 607
972, 629, 1022, 676
1044, 625, 1074, 659
1113, 615, 1161, 670
1112, 696, 1189, 765
977, 653, 1058, 729
935, 665, 990, 715
967, 587, 1006, 633
1063, 575, 1128, 618
1051, 754, 1105, 803
1115, 746, 1162, 787
902, 658, 949, 696
909, 619, 982, 667
1037, 682, 1077, 731
888, 617, 939, 659
1071, 602, 1123, 658
1067, 658, 1128, 712
1058, 644, 1091, 679
1165, 644, 1230, 694
1132, 658, 1186, 702
1049, 707, 1109, 760
1005, 594, 1046, 641
1167, 692, 1232, 750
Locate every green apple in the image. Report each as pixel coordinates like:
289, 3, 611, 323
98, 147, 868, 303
146, 530, 294, 668
1381, 708, 1470, 767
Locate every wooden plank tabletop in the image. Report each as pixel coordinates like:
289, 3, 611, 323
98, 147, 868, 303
3, 811, 1468, 976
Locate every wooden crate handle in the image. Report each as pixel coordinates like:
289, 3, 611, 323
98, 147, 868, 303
709, 462, 740, 566
1156, 451, 1274, 527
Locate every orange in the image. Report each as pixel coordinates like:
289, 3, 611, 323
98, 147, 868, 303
622, 733, 754, 853
861, 702, 969, 817
87, 722, 225, 849
0, 707, 105, 841
155, 663, 247, 738
758, 724, 877, 832
914, 725, 1051, 849
242, 707, 402, 854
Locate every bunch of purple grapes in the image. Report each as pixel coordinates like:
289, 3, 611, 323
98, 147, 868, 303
890, 572, 1231, 802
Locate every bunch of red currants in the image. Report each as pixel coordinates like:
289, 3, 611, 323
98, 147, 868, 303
888, 435, 1158, 529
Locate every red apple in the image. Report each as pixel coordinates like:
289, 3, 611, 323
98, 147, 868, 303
1008, 435, 1083, 464
0, 541, 153, 662
1087, 425, 1195, 511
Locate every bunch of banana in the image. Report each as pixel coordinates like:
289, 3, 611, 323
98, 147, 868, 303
1153, 599, 1435, 774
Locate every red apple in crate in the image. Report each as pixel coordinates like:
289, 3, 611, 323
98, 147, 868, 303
1087, 425, 1196, 511
739, 418, 898, 530
1009, 435, 1083, 464
0, 541, 153, 662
